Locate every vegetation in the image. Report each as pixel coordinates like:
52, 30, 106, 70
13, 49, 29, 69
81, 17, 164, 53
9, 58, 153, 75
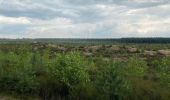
0, 42, 170, 100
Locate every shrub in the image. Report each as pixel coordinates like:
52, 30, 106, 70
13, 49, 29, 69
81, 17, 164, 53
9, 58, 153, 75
152, 57, 170, 88
38, 52, 90, 99
125, 57, 148, 78
94, 59, 131, 100
0, 51, 91, 99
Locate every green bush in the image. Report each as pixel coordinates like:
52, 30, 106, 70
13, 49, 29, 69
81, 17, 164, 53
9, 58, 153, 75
0, 51, 39, 94
42, 52, 90, 99
152, 57, 170, 88
125, 57, 148, 77
49, 52, 89, 87
93, 59, 130, 100
0, 46, 169, 100
0, 51, 91, 99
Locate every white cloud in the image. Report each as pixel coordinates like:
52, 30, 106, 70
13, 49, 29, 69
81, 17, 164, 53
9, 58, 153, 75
120, 4, 170, 36
0, 0, 170, 38
0, 16, 31, 24
24, 18, 97, 38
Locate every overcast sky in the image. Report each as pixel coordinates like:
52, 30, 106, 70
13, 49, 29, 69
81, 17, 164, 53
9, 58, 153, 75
0, 0, 170, 38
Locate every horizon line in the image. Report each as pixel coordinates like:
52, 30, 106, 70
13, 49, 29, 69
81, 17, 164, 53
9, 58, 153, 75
0, 37, 170, 39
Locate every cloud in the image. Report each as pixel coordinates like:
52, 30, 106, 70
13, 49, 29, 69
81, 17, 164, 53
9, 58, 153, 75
0, 15, 31, 24
0, 0, 170, 38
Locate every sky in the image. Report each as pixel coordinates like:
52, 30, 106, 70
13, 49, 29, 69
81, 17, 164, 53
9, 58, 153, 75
0, 0, 170, 38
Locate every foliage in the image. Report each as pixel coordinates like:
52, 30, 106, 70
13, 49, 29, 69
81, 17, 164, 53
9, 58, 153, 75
0, 50, 90, 99
152, 57, 170, 88
0, 44, 170, 100
94, 60, 130, 100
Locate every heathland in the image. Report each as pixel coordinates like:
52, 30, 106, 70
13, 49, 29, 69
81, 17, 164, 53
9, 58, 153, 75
0, 39, 170, 100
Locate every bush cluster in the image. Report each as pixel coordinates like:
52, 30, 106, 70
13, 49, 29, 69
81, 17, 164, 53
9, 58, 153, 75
0, 49, 169, 100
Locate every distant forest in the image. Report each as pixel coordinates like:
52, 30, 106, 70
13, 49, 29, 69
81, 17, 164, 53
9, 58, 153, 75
0, 38, 170, 44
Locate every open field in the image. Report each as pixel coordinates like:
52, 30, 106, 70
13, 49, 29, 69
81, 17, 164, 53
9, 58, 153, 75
0, 39, 170, 100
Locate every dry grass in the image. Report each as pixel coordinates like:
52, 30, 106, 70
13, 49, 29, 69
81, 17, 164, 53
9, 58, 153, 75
158, 49, 170, 56
143, 50, 157, 56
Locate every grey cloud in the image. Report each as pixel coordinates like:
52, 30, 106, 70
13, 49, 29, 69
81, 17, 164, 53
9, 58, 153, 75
0, 0, 170, 38
1, 0, 169, 20
116, 0, 170, 8
0, 1, 78, 20
64, 0, 170, 8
